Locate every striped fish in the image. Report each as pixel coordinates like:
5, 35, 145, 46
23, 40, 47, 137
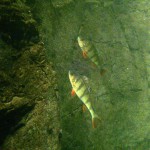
77, 36, 107, 76
68, 71, 100, 128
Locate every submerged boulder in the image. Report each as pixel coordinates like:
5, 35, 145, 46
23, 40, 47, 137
0, 0, 60, 149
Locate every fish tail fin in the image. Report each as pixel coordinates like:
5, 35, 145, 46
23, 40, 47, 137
92, 114, 101, 128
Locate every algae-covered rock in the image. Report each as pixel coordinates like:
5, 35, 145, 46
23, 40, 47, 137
0, 0, 60, 149
0, 0, 39, 49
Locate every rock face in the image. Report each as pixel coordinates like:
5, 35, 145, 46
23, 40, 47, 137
0, 0, 39, 49
0, 0, 60, 149
30, 0, 150, 150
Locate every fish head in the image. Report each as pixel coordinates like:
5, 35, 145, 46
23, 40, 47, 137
77, 36, 91, 50
77, 36, 85, 49
77, 36, 83, 41
68, 70, 76, 84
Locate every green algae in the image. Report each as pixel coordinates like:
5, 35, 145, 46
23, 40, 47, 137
0, 0, 60, 149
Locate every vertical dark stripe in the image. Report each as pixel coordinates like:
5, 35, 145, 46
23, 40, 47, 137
76, 82, 84, 92
79, 89, 88, 99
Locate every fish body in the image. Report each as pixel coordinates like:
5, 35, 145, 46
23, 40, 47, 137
77, 36, 107, 76
68, 71, 100, 128
78, 36, 99, 65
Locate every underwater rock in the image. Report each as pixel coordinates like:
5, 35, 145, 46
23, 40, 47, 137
0, 0, 60, 149
0, 0, 39, 49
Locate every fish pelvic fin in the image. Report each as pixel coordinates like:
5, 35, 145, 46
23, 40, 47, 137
71, 89, 76, 96
82, 104, 87, 113
92, 114, 101, 128
82, 50, 87, 58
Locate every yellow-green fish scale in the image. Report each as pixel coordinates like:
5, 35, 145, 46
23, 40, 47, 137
76, 85, 86, 97
82, 41, 92, 51
81, 45, 91, 51
73, 79, 82, 90
88, 51, 99, 66
83, 44, 99, 65
85, 101, 92, 111
74, 79, 92, 110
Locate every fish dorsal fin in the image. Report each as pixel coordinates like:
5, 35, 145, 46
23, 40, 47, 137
82, 76, 92, 93
82, 75, 89, 84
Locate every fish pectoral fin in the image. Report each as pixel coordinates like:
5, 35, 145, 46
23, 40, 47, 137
82, 51, 87, 58
82, 104, 87, 112
71, 89, 76, 96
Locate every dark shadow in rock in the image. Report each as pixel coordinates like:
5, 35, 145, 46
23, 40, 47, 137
0, 104, 35, 146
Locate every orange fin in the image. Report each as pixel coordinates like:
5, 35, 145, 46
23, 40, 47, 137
82, 104, 87, 112
82, 51, 87, 58
71, 89, 75, 96
92, 116, 100, 128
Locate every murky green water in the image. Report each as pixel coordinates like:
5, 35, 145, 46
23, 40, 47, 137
1, 0, 150, 150
29, 0, 150, 149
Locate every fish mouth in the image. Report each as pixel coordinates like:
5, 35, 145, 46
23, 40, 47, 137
68, 70, 71, 75
77, 36, 84, 41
